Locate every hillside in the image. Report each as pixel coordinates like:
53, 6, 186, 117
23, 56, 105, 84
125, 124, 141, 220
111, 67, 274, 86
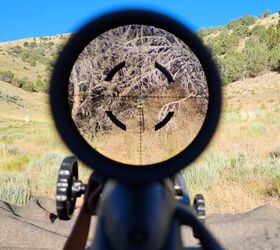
199, 12, 280, 84
0, 12, 279, 91
0, 11, 279, 212
0, 80, 49, 121
0, 34, 70, 92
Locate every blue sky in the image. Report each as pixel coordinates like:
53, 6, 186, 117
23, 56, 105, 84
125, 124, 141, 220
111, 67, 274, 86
0, 0, 279, 42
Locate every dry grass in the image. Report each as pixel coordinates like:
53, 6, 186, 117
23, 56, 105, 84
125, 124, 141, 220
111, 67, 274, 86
0, 71, 279, 210
0, 28, 279, 211
183, 72, 280, 212
195, 176, 279, 214
0, 81, 91, 205
84, 100, 204, 165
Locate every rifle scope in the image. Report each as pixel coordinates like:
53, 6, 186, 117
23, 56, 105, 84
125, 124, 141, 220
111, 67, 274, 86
50, 9, 222, 183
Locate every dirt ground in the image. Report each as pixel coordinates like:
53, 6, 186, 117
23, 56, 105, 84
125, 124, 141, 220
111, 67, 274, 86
0, 197, 279, 249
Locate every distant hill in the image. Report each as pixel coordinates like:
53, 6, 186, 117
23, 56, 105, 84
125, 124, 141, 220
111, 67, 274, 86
0, 11, 279, 92
0, 34, 70, 92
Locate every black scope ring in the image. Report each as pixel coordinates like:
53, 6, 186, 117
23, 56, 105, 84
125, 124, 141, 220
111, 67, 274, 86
50, 9, 222, 183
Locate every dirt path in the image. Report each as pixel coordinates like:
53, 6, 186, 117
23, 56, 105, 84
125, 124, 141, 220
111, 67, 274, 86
0, 197, 279, 249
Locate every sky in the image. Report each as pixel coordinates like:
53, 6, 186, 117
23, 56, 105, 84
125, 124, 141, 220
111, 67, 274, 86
0, 0, 279, 42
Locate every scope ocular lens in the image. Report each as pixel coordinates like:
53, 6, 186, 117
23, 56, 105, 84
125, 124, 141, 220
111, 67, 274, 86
68, 25, 209, 166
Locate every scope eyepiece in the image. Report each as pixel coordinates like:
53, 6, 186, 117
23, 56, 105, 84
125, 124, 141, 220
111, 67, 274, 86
50, 9, 222, 183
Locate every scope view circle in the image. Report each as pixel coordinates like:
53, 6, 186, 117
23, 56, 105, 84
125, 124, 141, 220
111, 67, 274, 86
69, 25, 209, 166
50, 9, 221, 182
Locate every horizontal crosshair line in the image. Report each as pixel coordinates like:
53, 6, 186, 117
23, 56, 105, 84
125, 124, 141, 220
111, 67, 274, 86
71, 94, 188, 99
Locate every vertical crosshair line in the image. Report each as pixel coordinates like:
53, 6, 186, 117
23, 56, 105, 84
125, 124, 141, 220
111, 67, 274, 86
138, 25, 143, 165
139, 106, 142, 165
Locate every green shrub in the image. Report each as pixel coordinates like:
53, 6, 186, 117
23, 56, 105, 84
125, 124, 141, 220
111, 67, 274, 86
243, 37, 269, 77
0, 172, 31, 206
56, 43, 66, 54
30, 60, 36, 67
35, 77, 48, 92
9, 74, 47, 92
251, 25, 266, 36
277, 19, 280, 30
2, 156, 30, 171
217, 52, 246, 84
183, 150, 227, 188
0, 144, 18, 155
268, 46, 280, 71
45, 60, 55, 73
9, 45, 23, 55
227, 15, 256, 29
239, 15, 257, 26
260, 25, 280, 50
195, 15, 280, 84
197, 27, 219, 37
232, 25, 250, 38
255, 157, 280, 179
276, 179, 280, 195
13, 77, 35, 91
0, 70, 14, 83
26, 152, 66, 196
29, 41, 37, 48
227, 19, 242, 30
249, 123, 266, 136
0, 132, 25, 141
228, 151, 252, 181
260, 103, 266, 110
264, 10, 271, 18
208, 32, 240, 56
270, 145, 280, 158
11, 77, 25, 88
8, 45, 53, 68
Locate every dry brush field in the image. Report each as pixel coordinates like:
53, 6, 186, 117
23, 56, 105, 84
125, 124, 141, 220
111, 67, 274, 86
0, 24, 279, 212
0, 70, 279, 212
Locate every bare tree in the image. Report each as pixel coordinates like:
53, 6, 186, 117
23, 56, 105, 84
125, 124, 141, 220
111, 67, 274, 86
69, 25, 208, 136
